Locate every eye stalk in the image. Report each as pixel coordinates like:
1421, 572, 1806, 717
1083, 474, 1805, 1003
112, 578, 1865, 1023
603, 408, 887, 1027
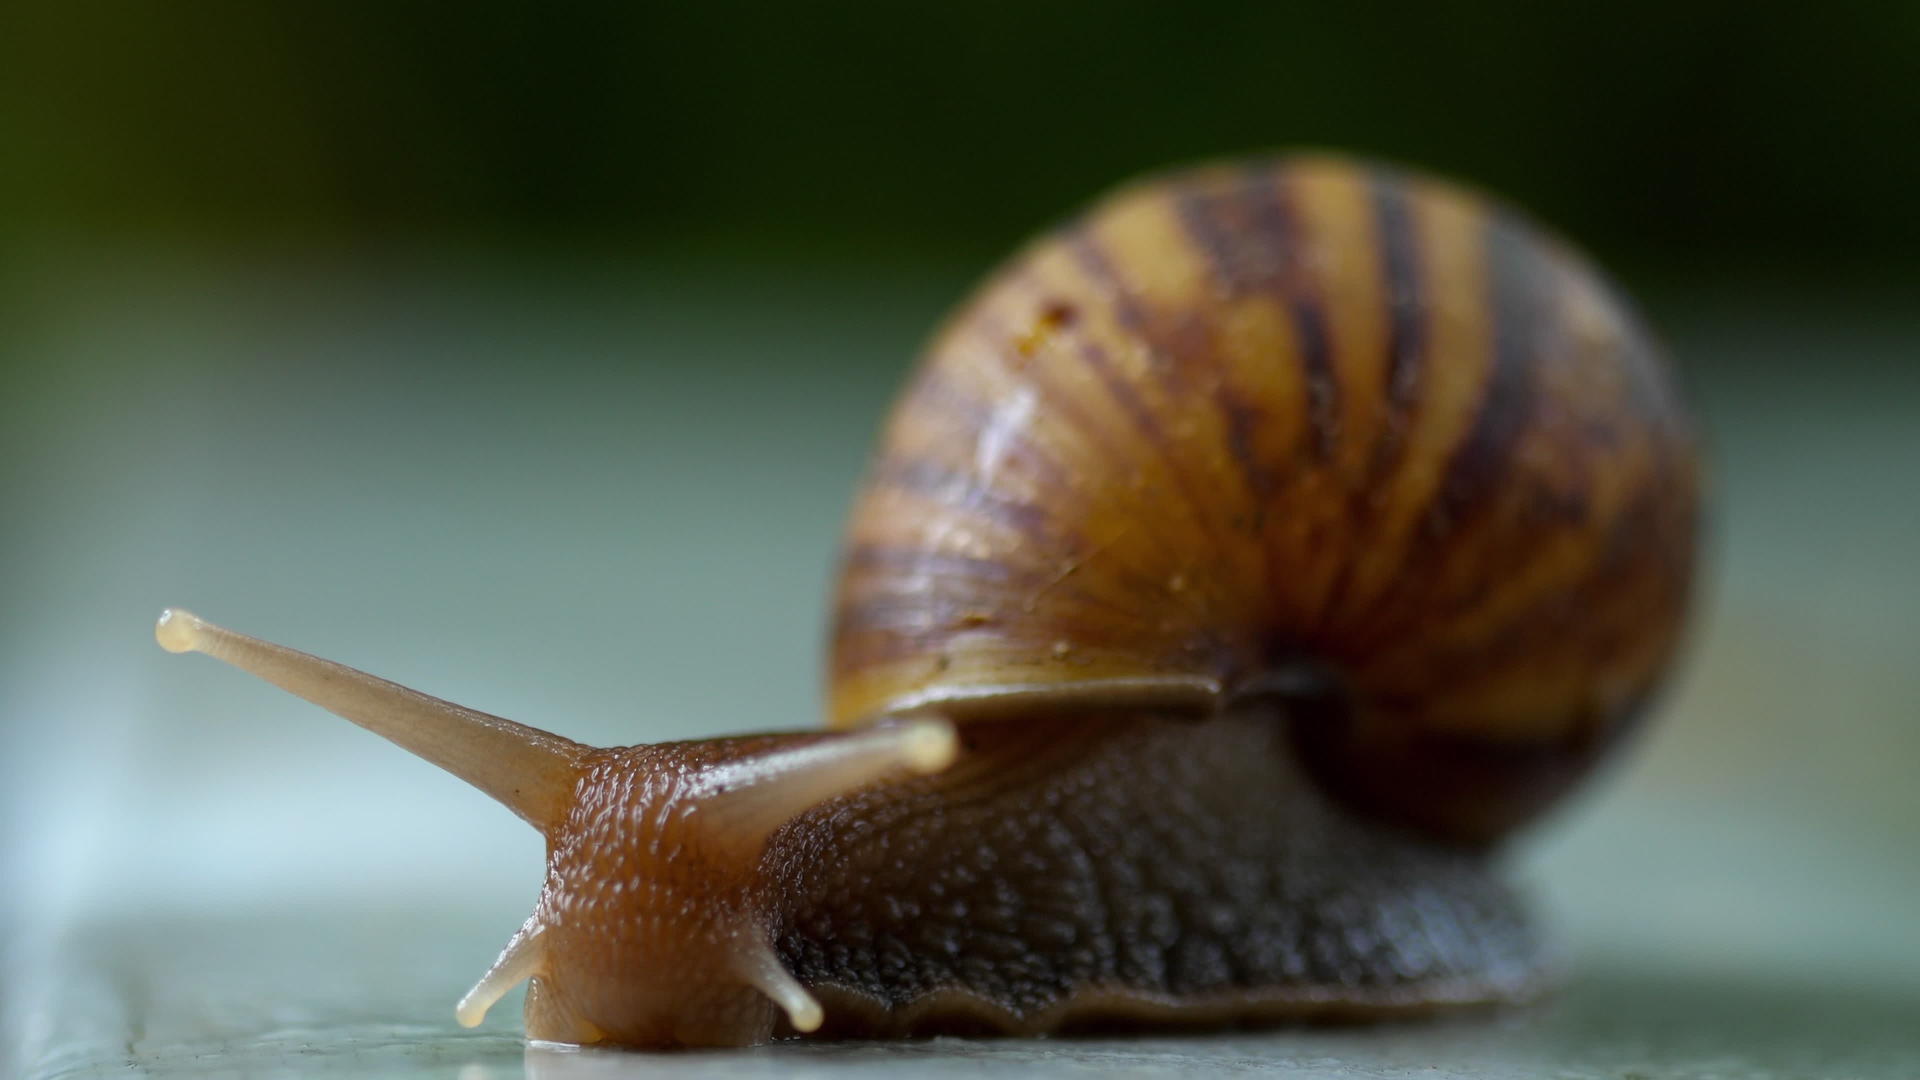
693, 718, 959, 852
153, 608, 586, 830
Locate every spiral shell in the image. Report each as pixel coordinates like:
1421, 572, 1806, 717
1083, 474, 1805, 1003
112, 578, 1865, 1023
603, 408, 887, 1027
828, 155, 1698, 841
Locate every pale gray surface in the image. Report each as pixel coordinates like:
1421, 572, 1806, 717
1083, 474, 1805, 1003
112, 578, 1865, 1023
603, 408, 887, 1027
5, 252, 1918, 1077
18, 909, 1920, 1079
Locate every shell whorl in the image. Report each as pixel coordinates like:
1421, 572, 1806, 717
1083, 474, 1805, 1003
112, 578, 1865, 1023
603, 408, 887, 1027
828, 155, 1698, 840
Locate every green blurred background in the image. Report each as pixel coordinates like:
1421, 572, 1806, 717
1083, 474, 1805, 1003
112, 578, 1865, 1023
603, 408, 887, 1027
6, 2, 1920, 268
4, 4, 1918, 1078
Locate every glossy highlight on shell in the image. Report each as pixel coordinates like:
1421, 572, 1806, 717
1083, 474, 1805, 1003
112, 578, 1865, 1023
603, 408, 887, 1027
155, 153, 1700, 1050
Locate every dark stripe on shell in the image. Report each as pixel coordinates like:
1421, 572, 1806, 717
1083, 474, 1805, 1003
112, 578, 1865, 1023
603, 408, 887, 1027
1311, 168, 1430, 628
1168, 177, 1303, 507
1065, 226, 1152, 339
1427, 212, 1543, 537
1244, 166, 1338, 463
1367, 169, 1426, 485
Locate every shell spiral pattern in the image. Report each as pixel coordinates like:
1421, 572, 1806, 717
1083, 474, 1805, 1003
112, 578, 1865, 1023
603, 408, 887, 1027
831, 155, 1699, 842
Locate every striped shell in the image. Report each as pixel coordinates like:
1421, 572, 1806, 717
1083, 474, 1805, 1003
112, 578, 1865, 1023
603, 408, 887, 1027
828, 155, 1699, 842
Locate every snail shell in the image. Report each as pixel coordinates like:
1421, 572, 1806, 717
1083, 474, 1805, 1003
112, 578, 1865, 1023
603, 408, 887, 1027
833, 154, 1697, 843
155, 153, 1699, 1049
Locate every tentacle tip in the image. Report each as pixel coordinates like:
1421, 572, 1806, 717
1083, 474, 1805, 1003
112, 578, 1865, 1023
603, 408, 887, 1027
154, 607, 205, 654
733, 933, 826, 1034
454, 973, 512, 1030
752, 966, 825, 1033
785, 996, 824, 1033
453, 999, 487, 1029
897, 717, 960, 774
456, 920, 545, 1031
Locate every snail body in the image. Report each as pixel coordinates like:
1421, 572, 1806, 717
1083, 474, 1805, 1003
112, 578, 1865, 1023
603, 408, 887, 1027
157, 155, 1698, 1049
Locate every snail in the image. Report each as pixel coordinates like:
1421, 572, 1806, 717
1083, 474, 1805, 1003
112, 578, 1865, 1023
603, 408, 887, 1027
154, 154, 1699, 1050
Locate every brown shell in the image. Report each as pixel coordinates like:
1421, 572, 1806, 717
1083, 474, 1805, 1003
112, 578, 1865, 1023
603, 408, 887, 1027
827, 155, 1699, 841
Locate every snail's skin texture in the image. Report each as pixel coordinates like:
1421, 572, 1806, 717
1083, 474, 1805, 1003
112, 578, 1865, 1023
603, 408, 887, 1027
527, 709, 1540, 1047
778, 711, 1542, 1035
155, 154, 1699, 1050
